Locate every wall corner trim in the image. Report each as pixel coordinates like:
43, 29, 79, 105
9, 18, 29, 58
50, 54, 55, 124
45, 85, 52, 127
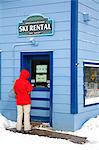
71, 0, 78, 114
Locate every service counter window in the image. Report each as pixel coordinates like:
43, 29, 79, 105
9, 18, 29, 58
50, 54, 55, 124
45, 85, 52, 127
31, 58, 50, 89
84, 62, 99, 106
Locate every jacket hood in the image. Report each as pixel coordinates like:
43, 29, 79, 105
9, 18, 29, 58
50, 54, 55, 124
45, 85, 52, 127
20, 69, 30, 79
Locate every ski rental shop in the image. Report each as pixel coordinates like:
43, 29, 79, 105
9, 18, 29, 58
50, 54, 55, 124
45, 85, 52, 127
0, 0, 99, 131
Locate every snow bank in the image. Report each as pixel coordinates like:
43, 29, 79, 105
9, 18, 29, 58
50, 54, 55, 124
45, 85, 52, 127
82, 116, 99, 129
1, 113, 99, 149
75, 116, 99, 142
0, 112, 99, 142
0, 114, 16, 129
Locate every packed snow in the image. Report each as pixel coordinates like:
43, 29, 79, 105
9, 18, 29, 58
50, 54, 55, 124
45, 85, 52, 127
0, 114, 99, 150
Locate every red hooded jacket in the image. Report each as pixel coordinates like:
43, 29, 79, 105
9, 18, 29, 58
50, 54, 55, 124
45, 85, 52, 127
14, 69, 33, 105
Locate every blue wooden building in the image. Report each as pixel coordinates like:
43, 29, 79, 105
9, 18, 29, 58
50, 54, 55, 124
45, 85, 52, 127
0, 0, 99, 131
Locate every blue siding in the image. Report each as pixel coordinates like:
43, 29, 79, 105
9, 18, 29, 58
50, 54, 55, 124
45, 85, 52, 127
53, 94, 70, 104
0, 2, 70, 17
0, 31, 70, 43
31, 101, 50, 108
31, 91, 50, 98
0, 0, 71, 130
53, 113, 74, 131
53, 103, 70, 113
53, 85, 70, 95
53, 76, 70, 86
77, 0, 99, 130
2, 0, 99, 131
54, 67, 70, 76
31, 110, 49, 117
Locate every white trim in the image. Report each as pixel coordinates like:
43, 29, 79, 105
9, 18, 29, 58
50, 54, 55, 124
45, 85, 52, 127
83, 60, 99, 63
21, 49, 54, 52
84, 64, 99, 67
85, 97, 99, 105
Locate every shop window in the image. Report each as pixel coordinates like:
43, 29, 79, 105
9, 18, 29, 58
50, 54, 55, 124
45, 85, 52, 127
31, 58, 50, 88
84, 62, 99, 106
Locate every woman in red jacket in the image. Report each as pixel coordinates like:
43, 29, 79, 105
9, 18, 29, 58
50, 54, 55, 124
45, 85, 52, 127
14, 69, 33, 132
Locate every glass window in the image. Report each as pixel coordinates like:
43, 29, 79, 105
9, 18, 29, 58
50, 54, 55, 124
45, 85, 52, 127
31, 58, 50, 88
84, 63, 99, 106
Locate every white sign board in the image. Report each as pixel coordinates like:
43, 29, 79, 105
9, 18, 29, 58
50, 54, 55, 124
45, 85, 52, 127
36, 65, 47, 73
36, 74, 47, 82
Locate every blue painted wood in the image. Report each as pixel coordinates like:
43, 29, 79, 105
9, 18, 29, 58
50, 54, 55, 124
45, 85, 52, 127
31, 100, 49, 108
1, 84, 12, 92
1, 59, 13, 68
78, 0, 99, 12
53, 49, 70, 58
1, 110, 17, 121
31, 109, 49, 117
78, 78, 83, 87
31, 92, 50, 98
1, 2, 71, 18
2, 68, 13, 76
1, 52, 13, 59
31, 106, 50, 111
33, 88, 50, 91
53, 94, 70, 104
53, 76, 70, 86
78, 85, 83, 95
0, 42, 70, 54
0, 101, 16, 110
78, 24, 99, 37
0, 10, 70, 22
0, 34, 70, 45
1, 0, 70, 9
77, 0, 99, 121
78, 68, 83, 78
0, 0, 72, 131
31, 97, 50, 101
53, 85, 71, 95
53, 58, 70, 68
78, 103, 99, 113
0, 0, 97, 132
21, 51, 53, 125
53, 103, 70, 113
54, 67, 70, 76
71, 0, 78, 114
78, 31, 98, 42
1, 92, 16, 100
79, 50, 99, 60
30, 116, 49, 122
1, 76, 13, 84
53, 113, 74, 131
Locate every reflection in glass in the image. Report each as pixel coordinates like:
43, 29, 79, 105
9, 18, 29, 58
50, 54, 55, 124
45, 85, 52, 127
84, 63, 99, 105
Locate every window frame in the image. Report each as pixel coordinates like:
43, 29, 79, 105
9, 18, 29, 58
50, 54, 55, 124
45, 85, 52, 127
83, 61, 99, 107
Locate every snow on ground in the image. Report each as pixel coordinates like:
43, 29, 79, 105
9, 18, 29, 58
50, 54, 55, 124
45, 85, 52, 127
0, 114, 99, 150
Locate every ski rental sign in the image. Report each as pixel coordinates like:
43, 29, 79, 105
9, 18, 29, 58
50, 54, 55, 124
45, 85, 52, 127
18, 15, 54, 36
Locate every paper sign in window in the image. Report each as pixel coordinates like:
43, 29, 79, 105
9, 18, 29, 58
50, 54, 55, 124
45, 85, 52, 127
36, 65, 47, 73
36, 74, 47, 82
